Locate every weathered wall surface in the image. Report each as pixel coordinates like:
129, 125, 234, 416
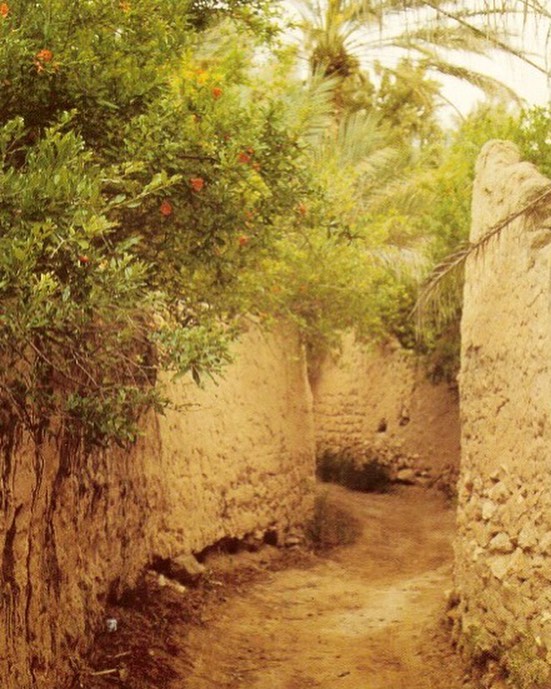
0, 324, 315, 689
454, 141, 551, 686
311, 334, 460, 485
155, 325, 315, 555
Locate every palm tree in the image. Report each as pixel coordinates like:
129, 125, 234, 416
281, 1, 550, 366
289, 0, 549, 110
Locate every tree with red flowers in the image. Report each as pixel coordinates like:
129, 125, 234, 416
0, 0, 319, 445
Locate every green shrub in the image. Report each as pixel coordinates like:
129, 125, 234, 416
0, 1, 323, 446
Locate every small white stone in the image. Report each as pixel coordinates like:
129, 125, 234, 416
106, 618, 118, 633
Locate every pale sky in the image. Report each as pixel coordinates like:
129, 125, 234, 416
280, 2, 551, 122
438, 13, 550, 116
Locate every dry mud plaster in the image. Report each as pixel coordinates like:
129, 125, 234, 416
0, 324, 315, 688
312, 335, 460, 485
455, 141, 551, 685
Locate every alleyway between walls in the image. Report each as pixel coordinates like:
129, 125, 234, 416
85, 484, 473, 689
177, 484, 471, 689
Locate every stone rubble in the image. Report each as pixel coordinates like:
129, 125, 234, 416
168, 554, 206, 586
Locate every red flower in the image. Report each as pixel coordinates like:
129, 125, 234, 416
297, 202, 308, 216
36, 49, 54, 63
211, 87, 223, 99
238, 152, 252, 164
190, 177, 205, 192
0, 3, 9, 18
160, 199, 173, 216
237, 235, 249, 247
78, 255, 90, 265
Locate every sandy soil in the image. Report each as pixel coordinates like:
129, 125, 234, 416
82, 484, 474, 689
179, 484, 471, 689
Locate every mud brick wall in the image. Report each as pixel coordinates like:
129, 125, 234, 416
154, 325, 315, 555
311, 335, 460, 484
454, 141, 551, 686
0, 324, 315, 689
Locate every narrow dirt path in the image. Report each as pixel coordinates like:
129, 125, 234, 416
178, 484, 472, 689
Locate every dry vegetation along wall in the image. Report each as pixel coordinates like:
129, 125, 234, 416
454, 141, 551, 687
311, 334, 460, 487
0, 324, 315, 689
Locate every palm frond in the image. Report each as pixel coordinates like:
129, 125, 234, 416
365, 162, 441, 216
311, 108, 380, 162
343, 0, 384, 25
392, 24, 509, 54
482, 0, 551, 21
334, 110, 387, 165
423, 0, 549, 74
420, 56, 522, 101
413, 182, 551, 335
282, 72, 339, 144
354, 146, 401, 182
370, 244, 432, 280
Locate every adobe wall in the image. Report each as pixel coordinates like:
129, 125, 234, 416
311, 335, 460, 488
0, 324, 315, 689
454, 141, 551, 687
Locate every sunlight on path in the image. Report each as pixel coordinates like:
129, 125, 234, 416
179, 485, 471, 689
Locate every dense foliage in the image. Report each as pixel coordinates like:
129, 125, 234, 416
393, 104, 551, 380
0, 0, 547, 443
0, 0, 325, 444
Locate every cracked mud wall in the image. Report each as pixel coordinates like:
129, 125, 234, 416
311, 335, 460, 484
454, 141, 551, 684
154, 324, 315, 555
0, 323, 315, 689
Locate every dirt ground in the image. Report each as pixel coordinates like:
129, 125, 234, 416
80, 484, 475, 689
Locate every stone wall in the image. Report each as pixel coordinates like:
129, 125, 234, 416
454, 141, 551, 687
311, 334, 460, 488
0, 324, 315, 689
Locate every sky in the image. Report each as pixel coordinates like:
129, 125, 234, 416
280, 2, 551, 122
438, 14, 550, 116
